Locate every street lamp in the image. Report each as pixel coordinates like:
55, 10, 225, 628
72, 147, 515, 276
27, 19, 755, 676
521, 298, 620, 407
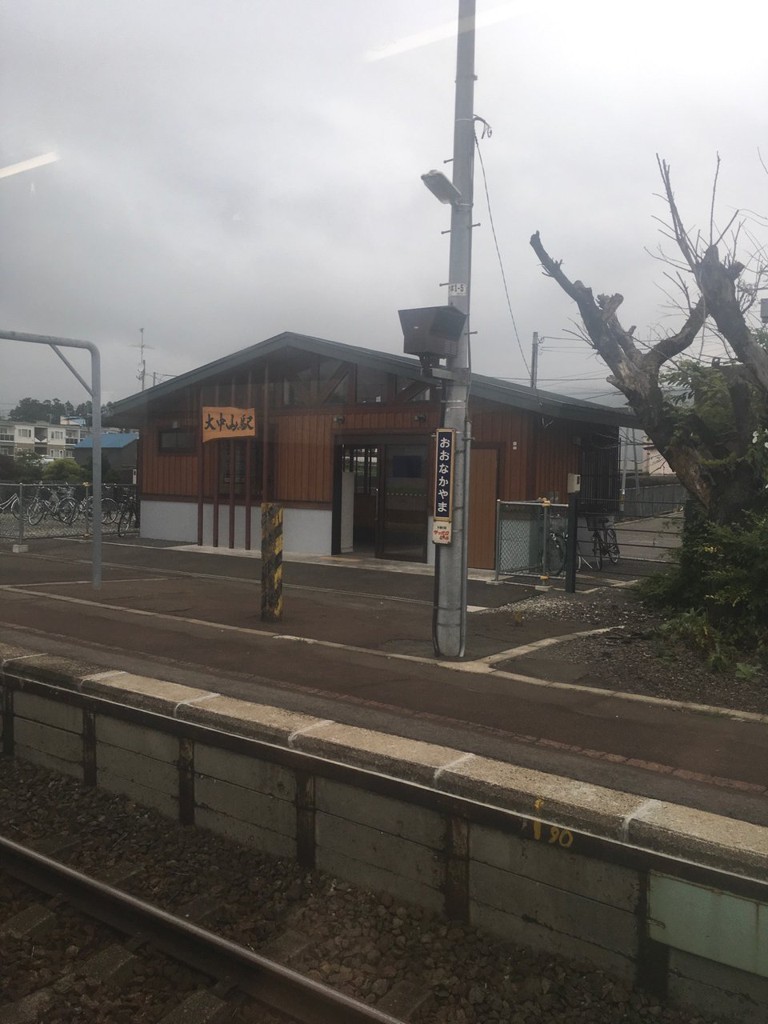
421, 170, 463, 207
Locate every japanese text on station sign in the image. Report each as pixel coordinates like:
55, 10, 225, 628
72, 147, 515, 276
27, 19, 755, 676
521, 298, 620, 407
432, 428, 455, 544
202, 407, 257, 442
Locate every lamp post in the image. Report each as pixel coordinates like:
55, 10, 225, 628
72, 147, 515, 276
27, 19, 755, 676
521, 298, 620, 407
424, 0, 476, 658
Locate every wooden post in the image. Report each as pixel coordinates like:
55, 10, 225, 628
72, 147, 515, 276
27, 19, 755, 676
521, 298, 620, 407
261, 502, 283, 621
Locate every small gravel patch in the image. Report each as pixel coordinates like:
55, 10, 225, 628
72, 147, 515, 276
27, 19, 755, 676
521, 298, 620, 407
513, 589, 768, 716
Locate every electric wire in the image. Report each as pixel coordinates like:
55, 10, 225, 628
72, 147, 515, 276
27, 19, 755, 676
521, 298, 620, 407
473, 117, 530, 378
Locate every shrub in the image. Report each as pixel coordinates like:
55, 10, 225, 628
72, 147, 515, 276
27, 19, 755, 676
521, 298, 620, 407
640, 504, 768, 666
42, 458, 86, 482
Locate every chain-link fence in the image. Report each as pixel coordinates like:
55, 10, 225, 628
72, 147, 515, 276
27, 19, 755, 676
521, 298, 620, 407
495, 501, 568, 580
0, 482, 139, 544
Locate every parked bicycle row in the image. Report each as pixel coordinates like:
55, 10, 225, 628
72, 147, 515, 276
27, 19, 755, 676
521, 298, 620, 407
0, 482, 140, 540
544, 512, 621, 574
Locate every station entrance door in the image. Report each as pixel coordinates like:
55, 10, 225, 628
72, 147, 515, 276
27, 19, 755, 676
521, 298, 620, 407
335, 442, 428, 562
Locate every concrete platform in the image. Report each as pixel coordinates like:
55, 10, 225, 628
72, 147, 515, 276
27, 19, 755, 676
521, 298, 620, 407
1, 536, 767, 827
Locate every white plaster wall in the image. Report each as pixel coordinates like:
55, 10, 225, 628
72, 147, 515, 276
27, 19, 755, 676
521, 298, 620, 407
140, 501, 199, 543
283, 507, 333, 556
140, 500, 333, 557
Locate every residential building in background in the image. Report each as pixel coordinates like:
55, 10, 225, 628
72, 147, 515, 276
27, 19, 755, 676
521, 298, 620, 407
642, 439, 675, 477
0, 419, 88, 462
74, 432, 139, 485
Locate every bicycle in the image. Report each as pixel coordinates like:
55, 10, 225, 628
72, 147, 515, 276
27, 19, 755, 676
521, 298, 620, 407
117, 490, 140, 536
587, 515, 620, 571
543, 516, 567, 575
24, 485, 78, 526
58, 486, 118, 527
543, 513, 620, 575
0, 487, 20, 519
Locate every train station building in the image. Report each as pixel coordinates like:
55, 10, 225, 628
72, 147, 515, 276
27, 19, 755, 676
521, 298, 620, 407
108, 332, 634, 570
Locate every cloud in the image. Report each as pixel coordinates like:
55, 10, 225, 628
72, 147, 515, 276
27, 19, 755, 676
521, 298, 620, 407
1, 0, 766, 410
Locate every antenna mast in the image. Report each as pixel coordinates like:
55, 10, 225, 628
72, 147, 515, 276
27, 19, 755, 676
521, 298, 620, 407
137, 328, 147, 391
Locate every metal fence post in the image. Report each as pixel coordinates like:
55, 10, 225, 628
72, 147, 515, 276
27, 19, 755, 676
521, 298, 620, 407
17, 483, 25, 550
84, 480, 91, 536
565, 493, 578, 594
494, 500, 501, 581
540, 499, 550, 583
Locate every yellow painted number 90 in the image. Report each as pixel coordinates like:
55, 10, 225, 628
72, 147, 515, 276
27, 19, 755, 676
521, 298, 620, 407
531, 820, 574, 848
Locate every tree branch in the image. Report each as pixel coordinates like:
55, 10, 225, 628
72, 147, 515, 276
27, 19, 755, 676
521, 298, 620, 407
697, 245, 768, 391
530, 230, 713, 509
641, 296, 707, 373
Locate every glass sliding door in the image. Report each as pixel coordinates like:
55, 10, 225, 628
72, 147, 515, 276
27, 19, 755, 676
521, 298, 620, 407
378, 444, 428, 562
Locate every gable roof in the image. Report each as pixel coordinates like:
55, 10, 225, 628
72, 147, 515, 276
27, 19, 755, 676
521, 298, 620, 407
108, 331, 636, 428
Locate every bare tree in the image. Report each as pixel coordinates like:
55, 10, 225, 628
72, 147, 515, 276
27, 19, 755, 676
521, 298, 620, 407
530, 158, 768, 525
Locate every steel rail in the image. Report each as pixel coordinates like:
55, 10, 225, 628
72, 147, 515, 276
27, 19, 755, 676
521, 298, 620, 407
0, 834, 406, 1024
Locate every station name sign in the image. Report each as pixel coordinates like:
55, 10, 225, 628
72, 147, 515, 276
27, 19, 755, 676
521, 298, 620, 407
202, 407, 257, 442
432, 427, 455, 545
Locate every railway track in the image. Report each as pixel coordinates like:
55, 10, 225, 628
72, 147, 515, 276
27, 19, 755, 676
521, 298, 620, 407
0, 834, 408, 1024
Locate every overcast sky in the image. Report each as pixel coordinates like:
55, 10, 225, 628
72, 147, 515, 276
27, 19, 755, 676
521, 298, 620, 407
1, 0, 766, 416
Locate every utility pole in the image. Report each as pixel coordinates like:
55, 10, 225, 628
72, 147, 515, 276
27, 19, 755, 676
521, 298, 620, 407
432, 0, 476, 658
530, 331, 540, 388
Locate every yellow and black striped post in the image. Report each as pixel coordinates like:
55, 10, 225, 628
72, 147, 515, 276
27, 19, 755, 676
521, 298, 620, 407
261, 502, 283, 622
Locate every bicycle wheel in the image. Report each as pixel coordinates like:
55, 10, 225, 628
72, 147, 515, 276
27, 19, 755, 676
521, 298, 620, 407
101, 497, 119, 524
57, 497, 77, 524
117, 503, 135, 537
26, 500, 46, 526
605, 527, 620, 564
592, 534, 604, 570
544, 532, 566, 575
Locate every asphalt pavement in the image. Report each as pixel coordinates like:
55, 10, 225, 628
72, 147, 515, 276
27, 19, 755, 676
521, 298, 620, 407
1, 536, 767, 827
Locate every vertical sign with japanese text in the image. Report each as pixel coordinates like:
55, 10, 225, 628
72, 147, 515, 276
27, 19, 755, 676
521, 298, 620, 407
432, 427, 455, 544
202, 407, 257, 442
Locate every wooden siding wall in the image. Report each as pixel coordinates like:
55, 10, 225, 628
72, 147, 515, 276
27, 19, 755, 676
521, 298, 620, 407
137, 379, 614, 513
470, 406, 530, 499
141, 417, 199, 498
472, 404, 587, 503
532, 420, 582, 502
274, 413, 334, 503
273, 406, 438, 504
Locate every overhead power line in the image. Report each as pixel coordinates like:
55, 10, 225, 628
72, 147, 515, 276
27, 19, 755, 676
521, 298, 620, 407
473, 118, 530, 378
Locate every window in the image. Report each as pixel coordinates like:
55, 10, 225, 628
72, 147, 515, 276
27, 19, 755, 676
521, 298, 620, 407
356, 367, 389, 404
159, 427, 196, 452
397, 376, 433, 403
17, 428, 32, 438
277, 356, 350, 407
217, 439, 264, 498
